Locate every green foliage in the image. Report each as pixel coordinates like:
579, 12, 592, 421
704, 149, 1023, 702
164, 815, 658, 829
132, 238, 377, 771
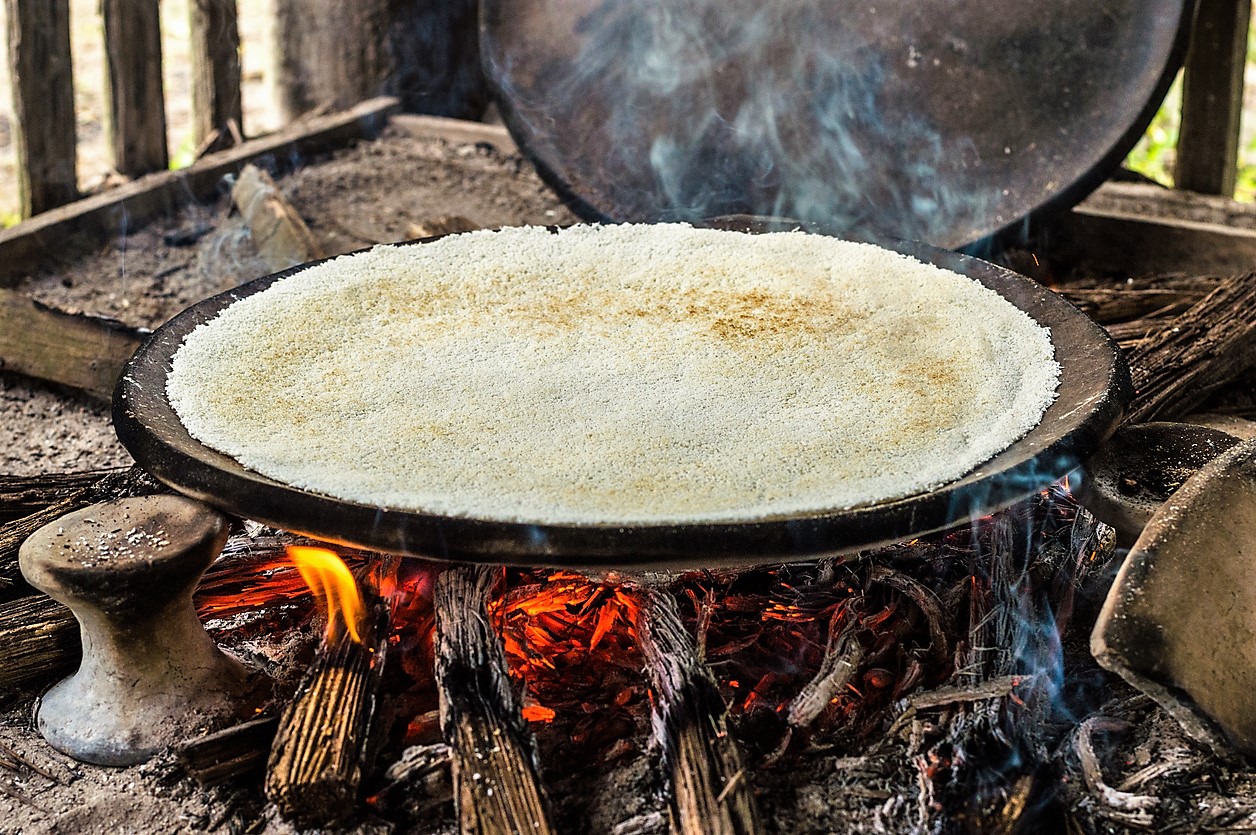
1, 210, 20, 229
1123, 71, 1182, 188
168, 134, 198, 171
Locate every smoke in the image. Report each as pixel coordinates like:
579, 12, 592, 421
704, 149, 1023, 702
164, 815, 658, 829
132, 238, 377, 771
483, 0, 1178, 249
487, 0, 1000, 246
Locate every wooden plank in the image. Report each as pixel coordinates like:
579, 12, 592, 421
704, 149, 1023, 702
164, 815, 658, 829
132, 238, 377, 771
102, 0, 168, 176
0, 97, 400, 284
4, 0, 77, 217
1175, 0, 1252, 195
389, 114, 518, 154
189, 0, 243, 154
1054, 203, 1256, 277
1081, 180, 1256, 229
0, 290, 146, 399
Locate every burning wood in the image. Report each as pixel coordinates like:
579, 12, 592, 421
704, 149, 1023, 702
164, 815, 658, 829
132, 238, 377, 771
434, 565, 556, 835
265, 547, 394, 827
635, 587, 763, 835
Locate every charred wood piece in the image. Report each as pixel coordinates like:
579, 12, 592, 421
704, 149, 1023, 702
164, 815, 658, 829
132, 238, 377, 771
434, 565, 556, 835
867, 564, 950, 666
785, 613, 864, 732
1074, 717, 1158, 827
375, 742, 454, 814
635, 588, 763, 835
265, 582, 391, 827
176, 716, 280, 787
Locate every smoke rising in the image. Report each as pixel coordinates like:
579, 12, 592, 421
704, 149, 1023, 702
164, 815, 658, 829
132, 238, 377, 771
483, 0, 1178, 248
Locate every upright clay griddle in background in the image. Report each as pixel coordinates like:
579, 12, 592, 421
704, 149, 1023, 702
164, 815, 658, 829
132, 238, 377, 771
480, 0, 1193, 249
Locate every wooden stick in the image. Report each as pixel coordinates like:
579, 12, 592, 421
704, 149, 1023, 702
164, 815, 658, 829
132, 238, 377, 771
0, 290, 146, 399
189, 0, 243, 155
265, 586, 391, 827
1125, 272, 1256, 423
635, 588, 763, 835
434, 565, 556, 835
231, 164, 324, 271
4, 0, 77, 217
176, 715, 279, 787
102, 0, 168, 176
0, 594, 79, 693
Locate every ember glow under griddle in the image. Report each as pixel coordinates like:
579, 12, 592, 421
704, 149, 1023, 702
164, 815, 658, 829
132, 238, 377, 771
113, 220, 1129, 567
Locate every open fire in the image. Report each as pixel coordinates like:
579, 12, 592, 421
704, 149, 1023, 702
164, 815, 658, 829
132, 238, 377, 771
9, 450, 1255, 832
160, 479, 1118, 832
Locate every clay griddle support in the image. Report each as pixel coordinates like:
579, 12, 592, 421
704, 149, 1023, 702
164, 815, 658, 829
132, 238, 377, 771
1092, 438, 1256, 757
19, 495, 262, 766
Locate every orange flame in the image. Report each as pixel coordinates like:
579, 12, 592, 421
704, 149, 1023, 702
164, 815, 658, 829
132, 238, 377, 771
287, 545, 365, 643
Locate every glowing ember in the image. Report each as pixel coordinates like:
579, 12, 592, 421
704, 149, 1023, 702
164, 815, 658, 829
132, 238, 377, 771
492, 571, 646, 753
194, 553, 313, 620
287, 545, 365, 643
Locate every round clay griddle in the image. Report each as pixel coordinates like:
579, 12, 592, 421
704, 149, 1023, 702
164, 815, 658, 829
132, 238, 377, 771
481, 0, 1192, 249
113, 221, 1130, 568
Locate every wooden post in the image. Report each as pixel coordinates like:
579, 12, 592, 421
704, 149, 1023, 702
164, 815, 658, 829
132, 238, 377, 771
4, 0, 77, 217
102, 0, 168, 176
1175, 0, 1252, 195
271, 0, 391, 121
189, 0, 243, 154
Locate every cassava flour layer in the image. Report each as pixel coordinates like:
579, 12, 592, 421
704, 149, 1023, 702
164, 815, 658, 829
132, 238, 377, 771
167, 224, 1060, 525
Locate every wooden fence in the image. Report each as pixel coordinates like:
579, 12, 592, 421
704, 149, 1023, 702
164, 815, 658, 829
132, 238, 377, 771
2, 0, 1254, 221
5, 0, 241, 219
